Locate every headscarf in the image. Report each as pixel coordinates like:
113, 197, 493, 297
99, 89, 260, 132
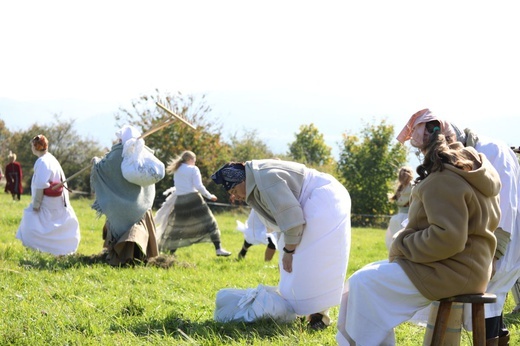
396, 108, 456, 148
211, 163, 246, 191
116, 125, 141, 144
32, 134, 48, 151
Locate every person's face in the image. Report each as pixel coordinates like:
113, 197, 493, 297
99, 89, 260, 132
423, 121, 440, 148
229, 181, 246, 202
30, 142, 38, 156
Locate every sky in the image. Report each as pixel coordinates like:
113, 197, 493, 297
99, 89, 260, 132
1, 1, 519, 168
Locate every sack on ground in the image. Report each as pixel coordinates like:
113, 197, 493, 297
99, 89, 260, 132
214, 284, 297, 323
121, 138, 165, 186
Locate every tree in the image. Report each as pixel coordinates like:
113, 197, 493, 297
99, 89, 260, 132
1, 115, 105, 194
229, 129, 274, 162
0, 119, 11, 168
288, 123, 333, 167
337, 119, 408, 224
115, 90, 231, 204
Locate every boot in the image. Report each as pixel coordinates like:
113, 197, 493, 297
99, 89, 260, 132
238, 247, 248, 259
499, 331, 510, 346
486, 336, 499, 346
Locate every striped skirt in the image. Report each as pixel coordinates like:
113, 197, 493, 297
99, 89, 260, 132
159, 192, 221, 252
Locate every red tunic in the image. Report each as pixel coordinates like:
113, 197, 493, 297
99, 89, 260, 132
5, 161, 23, 194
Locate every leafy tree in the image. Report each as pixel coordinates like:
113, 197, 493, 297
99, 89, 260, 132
0, 119, 11, 165
115, 90, 231, 204
1, 115, 105, 194
229, 129, 274, 162
337, 119, 408, 223
288, 123, 333, 167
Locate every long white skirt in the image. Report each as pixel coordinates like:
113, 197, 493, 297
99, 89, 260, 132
336, 260, 431, 346
16, 195, 80, 255
278, 171, 351, 315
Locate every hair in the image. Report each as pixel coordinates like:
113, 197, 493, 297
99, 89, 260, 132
415, 131, 475, 183
391, 166, 414, 201
166, 150, 196, 175
32, 134, 49, 151
8, 151, 17, 162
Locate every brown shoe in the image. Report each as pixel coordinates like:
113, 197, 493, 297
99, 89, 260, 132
486, 336, 499, 346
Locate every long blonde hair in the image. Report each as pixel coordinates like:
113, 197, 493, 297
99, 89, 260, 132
166, 150, 196, 174
391, 166, 413, 201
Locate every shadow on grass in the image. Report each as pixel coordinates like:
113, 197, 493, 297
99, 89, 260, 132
18, 252, 195, 271
114, 311, 309, 343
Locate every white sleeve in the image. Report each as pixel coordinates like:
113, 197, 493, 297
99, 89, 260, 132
192, 166, 215, 199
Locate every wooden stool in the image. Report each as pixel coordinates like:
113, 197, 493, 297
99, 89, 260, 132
429, 293, 497, 346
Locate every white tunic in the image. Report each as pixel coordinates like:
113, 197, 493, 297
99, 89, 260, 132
16, 153, 80, 255
473, 135, 520, 319
277, 169, 351, 315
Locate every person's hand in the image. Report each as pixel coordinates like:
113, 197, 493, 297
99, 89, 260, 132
210, 196, 217, 202
282, 253, 293, 273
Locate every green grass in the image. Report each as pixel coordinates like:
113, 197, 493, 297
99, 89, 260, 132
1, 192, 519, 345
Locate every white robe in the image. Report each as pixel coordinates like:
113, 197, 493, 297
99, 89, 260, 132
475, 136, 520, 319
213, 169, 351, 322
336, 260, 431, 346
236, 209, 279, 247
16, 153, 80, 255
277, 169, 351, 315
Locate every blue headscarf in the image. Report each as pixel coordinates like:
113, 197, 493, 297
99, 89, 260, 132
211, 163, 246, 191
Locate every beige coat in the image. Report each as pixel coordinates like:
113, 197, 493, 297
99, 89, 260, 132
244, 159, 306, 244
390, 146, 501, 300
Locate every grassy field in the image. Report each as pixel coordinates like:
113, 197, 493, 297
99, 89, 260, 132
1, 192, 519, 345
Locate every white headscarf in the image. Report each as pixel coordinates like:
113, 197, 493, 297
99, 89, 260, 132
116, 125, 141, 144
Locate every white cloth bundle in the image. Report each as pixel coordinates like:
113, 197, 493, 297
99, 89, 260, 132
121, 138, 165, 186
236, 209, 278, 247
214, 284, 297, 323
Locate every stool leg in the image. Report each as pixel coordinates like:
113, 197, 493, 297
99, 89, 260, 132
430, 301, 453, 346
472, 302, 486, 346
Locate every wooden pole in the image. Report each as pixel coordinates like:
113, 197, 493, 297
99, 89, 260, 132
51, 165, 92, 190
53, 105, 195, 189
156, 102, 197, 130
137, 118, 176, 139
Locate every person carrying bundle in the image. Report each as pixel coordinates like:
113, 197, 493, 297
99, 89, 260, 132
90, 125, 161, 266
